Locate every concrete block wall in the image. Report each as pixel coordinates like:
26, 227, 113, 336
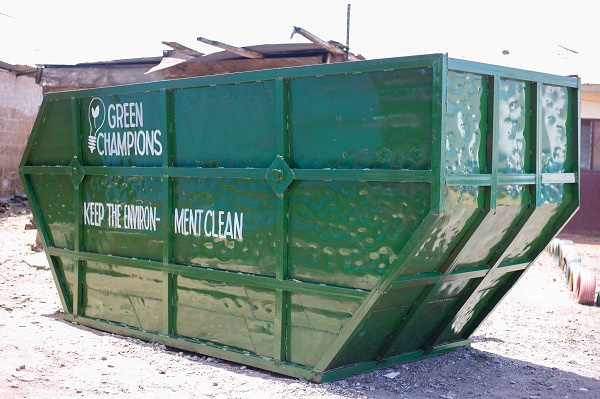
0, 68, 43, 198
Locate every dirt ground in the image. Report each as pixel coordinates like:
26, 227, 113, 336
1, 196, 599, 399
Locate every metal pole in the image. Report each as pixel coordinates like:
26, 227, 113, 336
346, 4, 351, 50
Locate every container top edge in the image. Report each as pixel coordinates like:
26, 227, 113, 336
42, 53, 446, 100
447, 57, 579, 88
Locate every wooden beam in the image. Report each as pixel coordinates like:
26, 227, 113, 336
292, 26, 346, 55
162, 41, 204, 59
291, 26, 362, 61
160, 57, 324, 79
197, 37, 263, 59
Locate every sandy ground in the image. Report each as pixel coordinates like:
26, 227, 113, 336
1, 196, 599, 399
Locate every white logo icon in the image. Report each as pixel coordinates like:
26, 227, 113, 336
88, 97, 106, 153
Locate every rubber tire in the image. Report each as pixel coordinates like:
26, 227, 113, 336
565, 261, 581, 283
569, 264, 582, 292
576, 269, 597, 305
563, 255, 582, 274
561, 246, 579, 270
559, 243, 575, 266
549, 239, 560, 256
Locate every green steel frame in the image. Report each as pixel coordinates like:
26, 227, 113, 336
20, 54, 579, 382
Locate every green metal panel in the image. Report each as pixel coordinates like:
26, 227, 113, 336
288, 181, 430, 289
83, 261, 164, 332
172, 178, 278, 276
20, 54, 580, 382
176, 276, 276, 358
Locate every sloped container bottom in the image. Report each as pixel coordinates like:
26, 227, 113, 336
20, 54, 579, 382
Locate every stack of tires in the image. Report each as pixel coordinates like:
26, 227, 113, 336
547, 239, 598, 306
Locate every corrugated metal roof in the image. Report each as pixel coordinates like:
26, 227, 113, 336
0, 60, 36, 75
41, 57, 162, 68
582, 84, 600, 93
40, 43, 329, 68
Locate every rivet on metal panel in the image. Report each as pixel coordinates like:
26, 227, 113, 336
266, 156, 295, 196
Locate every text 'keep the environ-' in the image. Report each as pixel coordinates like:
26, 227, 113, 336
82, 202, 244, 241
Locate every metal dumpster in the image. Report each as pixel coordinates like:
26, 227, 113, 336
20, 54, 579, 382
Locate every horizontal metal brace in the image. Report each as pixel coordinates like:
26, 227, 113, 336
541, 173, 577, 184
21, 165, 433, 183
64, 314, 322, 381
320, 339, 470, 381
445, 173, 576, 187
392, 262, 528, 290
294, 169, 432, 183
47, 247, 368, 302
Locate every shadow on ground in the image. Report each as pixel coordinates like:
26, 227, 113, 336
39, 312, 600, 399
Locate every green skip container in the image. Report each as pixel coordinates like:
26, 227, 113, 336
20, 54, 579, 382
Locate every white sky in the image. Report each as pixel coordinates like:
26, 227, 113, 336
1, 0, 599, 82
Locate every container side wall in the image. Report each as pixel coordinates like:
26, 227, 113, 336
172, 82, 277, 168
175, 276, 276, 358
290, 68, 433, 170
172, 178, 278, 276
80, 92, 164, 167
288, 181, 431, 290
83, 261, 164, 333
82, 175, 164, 262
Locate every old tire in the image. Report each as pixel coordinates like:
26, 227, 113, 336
568, 264, 582, 292
558, 241, 575, 263
576, 269, 597, 305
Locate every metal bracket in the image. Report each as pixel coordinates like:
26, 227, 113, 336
266, 155, 295, 196
68, 157, 85, 189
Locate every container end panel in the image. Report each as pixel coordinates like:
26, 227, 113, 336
53, 256, 75, 309
445, 72, 488, 174
387, 280, 476, 356
288, 181, 430, 290
503, 201, 570, 262
436, 269, 517, 343
172, 82, 277, 168
454, 186, 528, 268
176, 276, 276, 358
82, 176, 164, 262
400, 190, 481, 276
287, 294, 360, 368
541, 84, 572, 173
290, 68, 433, 170
328, 285, 426, 368
83, 261, 164, 333
27, 99, 74, 166
172, 178, 277, 276
29, 174, 75, 249
497, 79, 532, 174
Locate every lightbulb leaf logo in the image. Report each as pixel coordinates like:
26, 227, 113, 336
88, 97, 106, 153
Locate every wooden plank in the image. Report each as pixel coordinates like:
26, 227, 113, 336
197, 37, 264, 59
162, 41, 204, 58
160, 57, 325, 80
291, 26, 362, 61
